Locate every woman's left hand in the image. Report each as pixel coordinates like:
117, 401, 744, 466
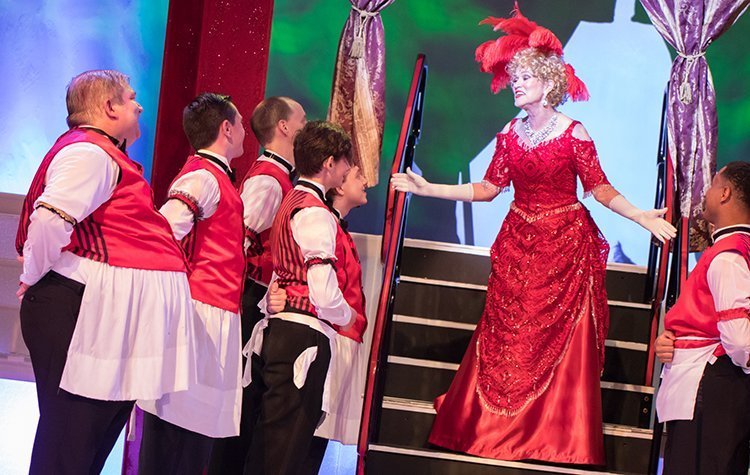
636, 207, 677, 243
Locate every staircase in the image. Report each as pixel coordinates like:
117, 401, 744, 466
364, 238, 658, 475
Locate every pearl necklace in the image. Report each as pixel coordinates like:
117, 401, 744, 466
523, 114, 558, 147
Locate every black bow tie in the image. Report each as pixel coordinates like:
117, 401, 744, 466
263, 150, 296, 182
86, 127, 128, 155
196, 152, 235, 181
329, 205, 348, 230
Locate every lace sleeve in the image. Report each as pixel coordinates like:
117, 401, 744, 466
572, 138, 611, 197
482, 132, 511, 193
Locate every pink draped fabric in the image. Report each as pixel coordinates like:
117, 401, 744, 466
639, 0, 750, 250
328, 0, 395, 186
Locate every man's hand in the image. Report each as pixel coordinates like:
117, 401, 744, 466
16, 283, 30, 302
266, 281, 286, 314
655, 330, 676, 364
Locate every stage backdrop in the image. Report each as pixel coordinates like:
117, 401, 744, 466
265, 0, 750, 265
0, 0, 169, 193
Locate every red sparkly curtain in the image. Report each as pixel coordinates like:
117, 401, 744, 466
149, 0, 275, 205
122, 1, 274, 472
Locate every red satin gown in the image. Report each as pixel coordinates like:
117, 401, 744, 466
429, 119, 610, 465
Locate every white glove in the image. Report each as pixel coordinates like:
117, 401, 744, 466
608, 194, 677, 243
391, 167, 474, 202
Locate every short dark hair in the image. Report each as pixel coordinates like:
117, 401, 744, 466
251, 96, 293, 145
294, 121, 352, 177
182, 93, 237, 150
721, 161, 750, 209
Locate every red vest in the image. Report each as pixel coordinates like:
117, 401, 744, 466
169, 155, 245, 313
16, 128, 186, 272
271, 188, 341, 322
240, 159, 294, 285
332, 220, 367, 342
666, 233, 750, 356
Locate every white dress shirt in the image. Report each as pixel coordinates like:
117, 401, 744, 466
240, 150, 293, 241
159, 149, 226, 240
711, 226, 750, 370
21, 140, 119, 285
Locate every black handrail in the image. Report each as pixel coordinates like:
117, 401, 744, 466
357, 54, 427, 475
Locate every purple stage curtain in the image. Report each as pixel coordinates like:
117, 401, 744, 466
639, 0, 750, 250
328, 0, 395, 186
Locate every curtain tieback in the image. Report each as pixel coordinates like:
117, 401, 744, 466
350, 5, 379, 58
676, 50, 706, 104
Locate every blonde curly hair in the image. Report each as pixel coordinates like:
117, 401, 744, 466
507, 48, 568, 108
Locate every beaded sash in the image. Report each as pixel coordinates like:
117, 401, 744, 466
509, 201, 582, 224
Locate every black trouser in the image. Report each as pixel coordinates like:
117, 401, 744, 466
208, 279, 268, 474
20, 271, 134, 475
138, 411, 214, 475
299, 436, 329, 475
244, 318, 332, 475
664, 355, 750, 475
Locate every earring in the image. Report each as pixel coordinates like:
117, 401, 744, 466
542, 96, 549, 107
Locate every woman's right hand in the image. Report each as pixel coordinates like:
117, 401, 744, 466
636, 208, 677, 243
391, 167, 431, 196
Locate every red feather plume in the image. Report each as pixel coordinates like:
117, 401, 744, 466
529, 28, 563, 56
565, 64, 590, 102
474, 1, 589, 101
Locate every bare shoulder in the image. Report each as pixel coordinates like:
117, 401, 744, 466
499, 120, 513, 135
570, 120, 593, 141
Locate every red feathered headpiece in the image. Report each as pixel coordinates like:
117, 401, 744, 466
475, 2, 589, 101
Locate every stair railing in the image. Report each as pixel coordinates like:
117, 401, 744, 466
645, 86, 691, 475
357, 54, 428, 475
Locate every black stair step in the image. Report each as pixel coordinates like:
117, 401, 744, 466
366, 447, 620, 475
393, 280, 487, 325
393, 281, 652, 342
401, 242, 492, 286
400, 240, 649, 305
382, 362, 653, 429
374, 399, 651, 474
388, 321, 649, 386
391, 295, 652, 345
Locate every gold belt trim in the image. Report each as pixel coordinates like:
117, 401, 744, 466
510, 201, 582, 223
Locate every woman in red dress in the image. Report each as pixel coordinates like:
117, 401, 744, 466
390, 5, 676, 465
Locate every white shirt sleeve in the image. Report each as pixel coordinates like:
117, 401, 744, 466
160, 169, 221, 240
241, 175, 283, 235
290, 206, 352, 326
20, 143, 119, 285
711, 251, 750, 372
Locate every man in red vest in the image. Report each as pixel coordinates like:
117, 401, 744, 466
298, 164, 371, 471
137, 93, 247, 473
209, 96, 306, 474
241, 120, 356, 475
15, 70, 193, 474
654, 161, 750, 474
